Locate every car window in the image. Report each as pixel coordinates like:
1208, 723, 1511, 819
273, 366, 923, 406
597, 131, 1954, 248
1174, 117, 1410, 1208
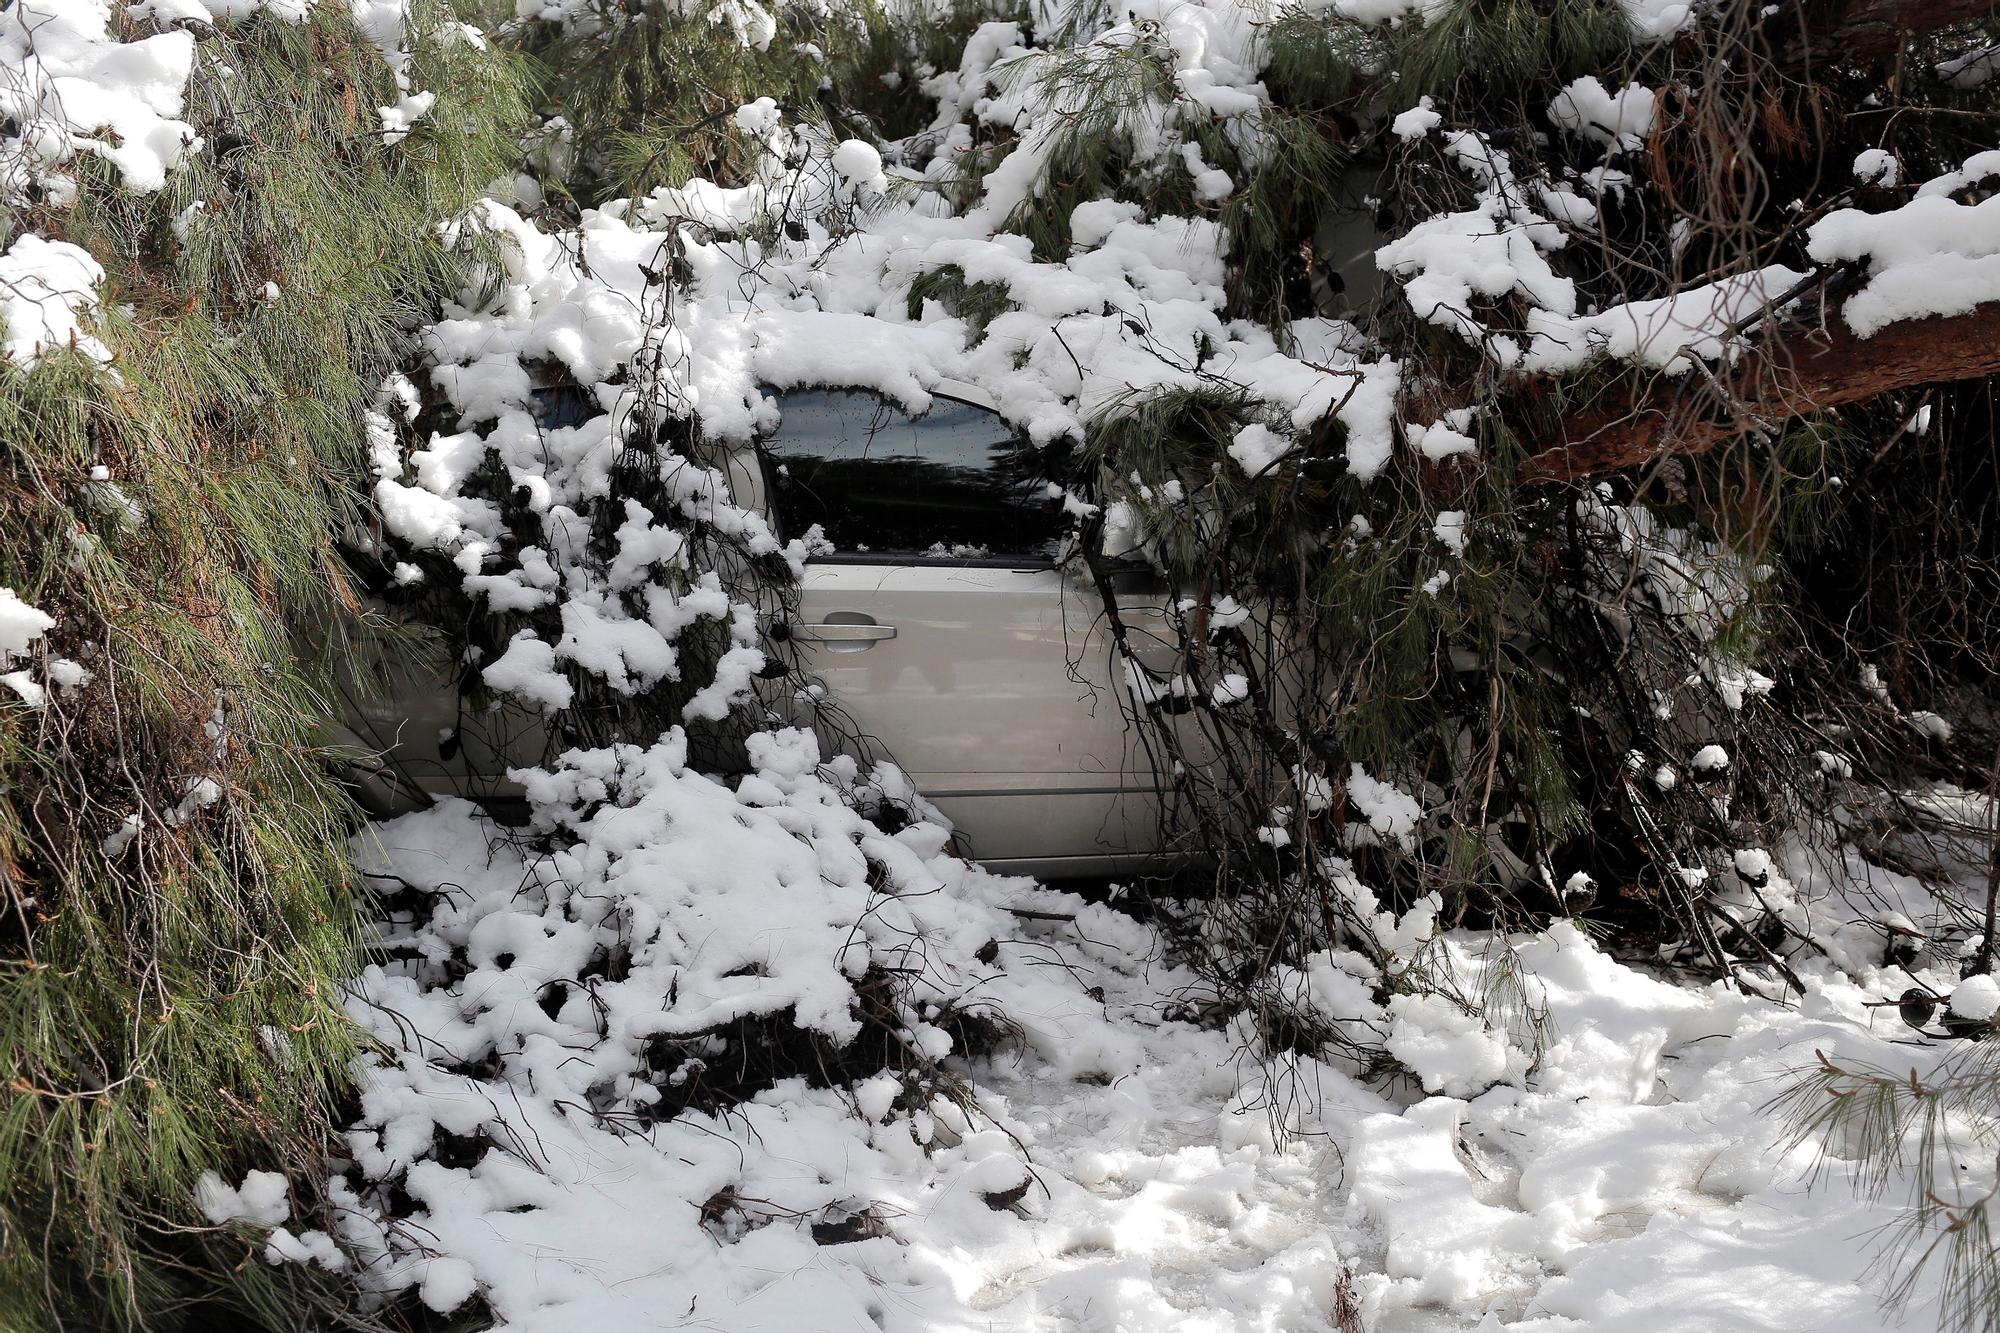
531, 380, 597, 429
758, 389, 1063, 564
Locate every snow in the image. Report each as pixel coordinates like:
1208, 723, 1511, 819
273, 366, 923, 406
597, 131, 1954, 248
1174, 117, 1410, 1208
418, 1257, 478, 1314
99, 810, 143, 857
1410, 415, 1476, 460
254, 812, 1983, 1332
275, 730, 1176, 1325
1383, 995, 1522, 1097
1854, 148, 1901, 186
830, 137, 886, 195
0, 589, 55, 662
1375, 131, 1578, 363
0, 0, 198, 202
1523, 264, 1810, 376
1391, 96, 1440, 140
1350, 1095, 1539, 1305
1938, 44, 2000, 89
197, 1168, 291, 1227
1615, 0, 1695, 38
1373, 124, 1801, 381
1548, 77, 1656, 152
1907, 709, 1954, 742
1226, 422, 1294, 477
0, 234, 112, 367
479, 633, 573, 712
1808, 152, 2000, 335
2, 672, 46, 706
1733, 847, 1774, 884
1346, 764, 1424, 847
1947, 974, 2000, 1021
377, 91, 435, 145
1179, 141, 1234, 201
1433, 509, 1468, 555
0, 589, 57, 707
164, 774, 223, 826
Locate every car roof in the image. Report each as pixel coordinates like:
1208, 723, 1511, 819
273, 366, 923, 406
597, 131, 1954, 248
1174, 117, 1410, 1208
928, 377, 1000, 414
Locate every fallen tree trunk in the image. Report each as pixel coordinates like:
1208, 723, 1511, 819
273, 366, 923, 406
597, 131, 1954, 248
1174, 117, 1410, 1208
1756, 0, 2000, 73
1519, 303, 2000, 484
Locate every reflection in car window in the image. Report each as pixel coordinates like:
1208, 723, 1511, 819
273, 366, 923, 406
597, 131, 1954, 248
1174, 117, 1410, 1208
759, 389, 1064, 563
531, 380, 597, 429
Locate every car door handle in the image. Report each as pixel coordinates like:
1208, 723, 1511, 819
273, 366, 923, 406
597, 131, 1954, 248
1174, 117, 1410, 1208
791, 622, 897, 643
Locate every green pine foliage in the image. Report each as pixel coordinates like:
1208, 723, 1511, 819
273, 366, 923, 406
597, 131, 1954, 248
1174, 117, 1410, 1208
516, 0, 1021, 205
0, 3, 527, 1327
1779, 1044, 2000, 1333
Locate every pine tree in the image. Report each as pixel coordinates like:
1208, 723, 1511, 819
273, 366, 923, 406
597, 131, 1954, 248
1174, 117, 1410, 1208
0, 3, 525, 1325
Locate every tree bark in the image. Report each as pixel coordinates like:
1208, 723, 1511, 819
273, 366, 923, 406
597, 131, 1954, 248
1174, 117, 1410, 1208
1757, 0, 1999, 73
1519, 303, 2000, 484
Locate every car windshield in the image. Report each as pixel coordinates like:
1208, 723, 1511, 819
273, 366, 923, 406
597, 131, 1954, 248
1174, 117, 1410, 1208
758, 388, 1064, 564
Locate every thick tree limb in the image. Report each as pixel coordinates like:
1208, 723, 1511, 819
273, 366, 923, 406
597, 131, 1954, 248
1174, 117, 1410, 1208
1756, 0, 1998, 72
1519, 303, 2000, 485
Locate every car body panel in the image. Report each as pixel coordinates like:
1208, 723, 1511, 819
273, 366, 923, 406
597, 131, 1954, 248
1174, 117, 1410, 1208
791, 561, 1167, 873
331, 620, 549, 811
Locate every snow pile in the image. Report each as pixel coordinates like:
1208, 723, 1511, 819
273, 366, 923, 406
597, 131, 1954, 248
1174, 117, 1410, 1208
0, 233, 112, 367
257, 727, 1161, 1326
974, 917, 1980, 1331
1808, 149, 2000, 336
1345, 919, 1963, 1329
238, 810, 1980, 1330
0, 587, 57, 706
0, 0, 198, 203
0, 0, 471, 190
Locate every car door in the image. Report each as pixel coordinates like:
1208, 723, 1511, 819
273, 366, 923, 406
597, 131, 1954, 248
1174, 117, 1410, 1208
750, 386, 1173, 876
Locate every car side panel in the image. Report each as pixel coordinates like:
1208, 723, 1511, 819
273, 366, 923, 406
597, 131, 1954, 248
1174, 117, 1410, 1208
329, 613, 547, 813
791, 562, 1168, 869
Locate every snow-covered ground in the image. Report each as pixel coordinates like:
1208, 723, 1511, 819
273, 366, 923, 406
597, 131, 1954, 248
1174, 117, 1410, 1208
313, 829, 1964, 1333
970, 941, 1927, 1333
219, 750, 1972, 1333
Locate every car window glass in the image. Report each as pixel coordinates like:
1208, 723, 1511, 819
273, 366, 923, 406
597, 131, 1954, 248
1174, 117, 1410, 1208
531, 380, 597, 429
758, 389, 1063, 563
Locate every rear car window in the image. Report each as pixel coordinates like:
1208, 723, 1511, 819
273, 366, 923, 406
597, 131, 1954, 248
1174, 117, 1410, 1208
758, 389, 1063, 564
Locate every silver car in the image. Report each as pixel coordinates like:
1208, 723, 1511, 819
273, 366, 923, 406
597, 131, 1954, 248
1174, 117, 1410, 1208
338, 380, 1181, 876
